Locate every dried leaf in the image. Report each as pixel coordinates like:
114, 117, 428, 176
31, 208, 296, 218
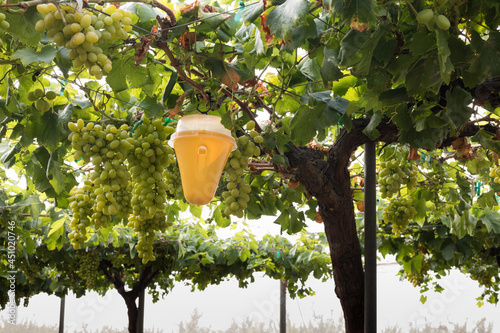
407, 148, 420, 161
201, 5, 217, 13
451, 137, 472, 159
256, 81, 270, 97
134, 35, 153, 66
260, 14, 274, 43
180, 31, 197, 50
180, 1, 200, 15
241, 77, 259, 88
350, 17, 369, 32
493, 152, 500, 165
357, 201, 365, 212
418, 245, 429, 255
221, 67, 240, 90
288, 180, 300, 188
315, 212, 323, 223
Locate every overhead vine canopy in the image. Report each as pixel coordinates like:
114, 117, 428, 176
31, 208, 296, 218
1, 0, 500, 332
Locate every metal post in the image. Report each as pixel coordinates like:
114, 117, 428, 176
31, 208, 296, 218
280, 279, 286, 333
364, 141, 377, 333
58, 296, 65, 333
137, 289, 145, 333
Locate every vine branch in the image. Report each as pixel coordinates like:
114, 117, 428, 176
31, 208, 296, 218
220, 87, 263, 133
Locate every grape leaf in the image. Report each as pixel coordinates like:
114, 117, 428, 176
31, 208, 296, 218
436, 28, 453, 85
37, 111, 63, 151
468, 31, 500, 82
106, 58, 154, 93
332, 0, 376, 25
362, 110, 381, 140
409, 31, 436, 56
241, 2, 264, 24
266, 0, 310, 40
477, 191, 497, 209
441, 240, 456, 261
139, 97, 164, 118
320, 47, 343, 84
121, 3, 158, 22
445, 87, 472, 129
5, 7, 44, 47
339, 24, 387, 75
12, 46, 57, 66
405, 54, 443, 96
475, 209, 500, 234
197, 12, 231, 32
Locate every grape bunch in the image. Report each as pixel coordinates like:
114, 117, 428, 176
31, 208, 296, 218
416, 8, 450, 31
489, 165, 500, 184
35, 3, 133, 79
470, 269, 495, 288
68, 181, 95, 249
221, 122, 261, 218
127, 118, 175, 263
405, 260, 430, 287
165, 162, 183, 198
68, 120, 134, 224
76, 251, 100, 290
27, 88, 57, 112
134, 212, 169, 264
0, 12, 10, 30
382, 196, 417, 235
19, 261, 41, 284
378, 160, 418, 199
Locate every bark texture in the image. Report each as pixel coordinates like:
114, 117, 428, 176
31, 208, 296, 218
285, 120, 397, 333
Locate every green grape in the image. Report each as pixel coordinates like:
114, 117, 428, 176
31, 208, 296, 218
0, 18, 9, 30
45, 90, 57, 100
126, 117, 175, 263
489, 165, 500, 184
80, 14, 92, 28
436, 14, 450, 30
35, 19, 45, 31
33, 88, 44, 99
68, 182, 95, 249
27, 91, 39, 102
382, 196, 417, 236
222, 130, 259, 218
76, 251, 100, 290
165, 162, 184, 198
19, 261, 41, 284
86, 31, 99, 43
470, 269, 496, 288
35, 4, 132, 78
416, 9, 434, 24
405, 260, 430, 287
246, 120, 255, 131
378, 160, 418, 199
68, 121, 134, 240
34, 98, 50, 112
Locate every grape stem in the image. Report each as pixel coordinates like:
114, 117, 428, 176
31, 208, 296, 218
404, 1, 419, 17
0, 59, 18, 65
80, 86, 122, 122
220, 87, 263, 133
153, 0, 210, 104
157, 43, 210, 104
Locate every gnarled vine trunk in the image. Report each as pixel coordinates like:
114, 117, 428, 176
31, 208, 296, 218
286, 121, 398, 333
99, 263, 159, 333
